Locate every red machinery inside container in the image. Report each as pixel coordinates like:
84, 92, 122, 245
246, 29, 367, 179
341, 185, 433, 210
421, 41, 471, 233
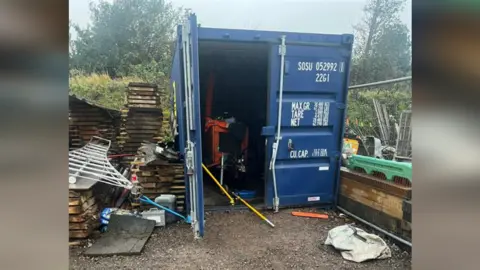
203, 73, 249, 182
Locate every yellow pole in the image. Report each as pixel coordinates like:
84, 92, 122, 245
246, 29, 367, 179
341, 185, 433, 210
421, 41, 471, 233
232, 192, 275, 228
201, 163, 235, 205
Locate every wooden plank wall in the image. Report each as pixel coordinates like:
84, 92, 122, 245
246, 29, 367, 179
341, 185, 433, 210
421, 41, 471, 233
339, 167, 412, 241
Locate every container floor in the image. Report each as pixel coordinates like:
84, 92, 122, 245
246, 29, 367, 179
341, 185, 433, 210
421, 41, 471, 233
70, 209, 411, 269
203, 181, 264, 208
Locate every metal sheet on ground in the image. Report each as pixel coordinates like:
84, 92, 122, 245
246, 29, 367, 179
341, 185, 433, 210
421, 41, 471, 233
84, 214, 155, 256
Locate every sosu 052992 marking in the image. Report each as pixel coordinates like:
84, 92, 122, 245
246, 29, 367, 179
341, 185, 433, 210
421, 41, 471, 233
297, 61, 338, 72
297, 61, 338, 83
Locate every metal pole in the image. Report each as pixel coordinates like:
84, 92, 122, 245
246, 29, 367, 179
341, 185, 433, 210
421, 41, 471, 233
220, 153, 225, 186
232, 192, 275, 228
202, 163, 235, 205
270, 35, 287, 212
348, 76, 412, 90
337, 206, 412, 247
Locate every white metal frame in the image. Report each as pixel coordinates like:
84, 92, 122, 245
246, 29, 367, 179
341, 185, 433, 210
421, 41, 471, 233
68, 136, 136, 193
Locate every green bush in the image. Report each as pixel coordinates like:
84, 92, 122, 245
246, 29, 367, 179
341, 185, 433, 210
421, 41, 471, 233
69, 70, 143, 110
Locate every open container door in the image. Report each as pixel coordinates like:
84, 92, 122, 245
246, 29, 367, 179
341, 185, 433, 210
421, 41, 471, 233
178, 13, 205, 238
264, 34, 354, 211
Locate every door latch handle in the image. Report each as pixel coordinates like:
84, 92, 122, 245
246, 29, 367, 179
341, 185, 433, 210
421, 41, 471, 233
287, 139, 294, 151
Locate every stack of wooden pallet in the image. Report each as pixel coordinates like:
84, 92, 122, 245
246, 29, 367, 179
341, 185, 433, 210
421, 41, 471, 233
126, 82, 162, 109
117, 109, 164, 154
69, 95, 120, 153
135, 161, 185, 212
69, 187, 100, 244
69, 125, 81, 151
117, 83, 164, 155
115, 83, 185, 210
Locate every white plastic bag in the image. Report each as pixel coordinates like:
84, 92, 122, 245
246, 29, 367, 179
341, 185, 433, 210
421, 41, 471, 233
324, 225, 392, 263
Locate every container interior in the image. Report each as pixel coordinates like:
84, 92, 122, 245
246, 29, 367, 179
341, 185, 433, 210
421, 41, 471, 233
198, 40, 270, 207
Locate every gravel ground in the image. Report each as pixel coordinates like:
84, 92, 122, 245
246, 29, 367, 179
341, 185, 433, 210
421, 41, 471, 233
70, 209, 411, 269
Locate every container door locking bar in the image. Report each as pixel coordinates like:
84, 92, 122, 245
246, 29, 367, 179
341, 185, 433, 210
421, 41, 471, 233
269, 35, 287, 213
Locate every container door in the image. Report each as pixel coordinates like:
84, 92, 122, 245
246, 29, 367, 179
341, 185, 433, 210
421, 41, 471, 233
171, 25, 184, 151
179, 14, 205, 238
264, 35, 353, 210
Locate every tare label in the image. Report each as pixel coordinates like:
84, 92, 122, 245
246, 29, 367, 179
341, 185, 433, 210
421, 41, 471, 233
290, 101, 330, 127
297, 60, 345, 83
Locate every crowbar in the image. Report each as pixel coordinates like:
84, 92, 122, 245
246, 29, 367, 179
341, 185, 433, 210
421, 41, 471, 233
232, 192, 275, 228
202, 163, 235, 205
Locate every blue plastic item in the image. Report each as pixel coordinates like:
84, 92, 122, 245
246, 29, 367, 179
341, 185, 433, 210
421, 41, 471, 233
237, 190, 256, 199
100, 208, 116, 225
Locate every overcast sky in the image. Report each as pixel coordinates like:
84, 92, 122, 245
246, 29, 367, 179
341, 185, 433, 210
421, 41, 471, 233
70, 0, 411, 37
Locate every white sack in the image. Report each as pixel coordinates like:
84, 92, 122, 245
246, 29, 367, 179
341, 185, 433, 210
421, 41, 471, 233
324, 224, 391, 263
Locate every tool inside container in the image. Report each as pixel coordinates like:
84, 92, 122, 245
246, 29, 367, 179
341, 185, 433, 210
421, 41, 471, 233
198, 41, 269, 206
203, 72, 249, 184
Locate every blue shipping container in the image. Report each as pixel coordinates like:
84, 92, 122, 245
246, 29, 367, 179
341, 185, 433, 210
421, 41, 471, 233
170, 14, 353, 238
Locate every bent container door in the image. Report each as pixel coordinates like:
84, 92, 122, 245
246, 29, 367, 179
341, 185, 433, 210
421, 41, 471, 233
177, 14, 205, 238
265, 36, 353, 208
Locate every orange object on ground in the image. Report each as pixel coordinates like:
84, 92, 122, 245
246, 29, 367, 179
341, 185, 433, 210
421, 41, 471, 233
291, 211, 329, 219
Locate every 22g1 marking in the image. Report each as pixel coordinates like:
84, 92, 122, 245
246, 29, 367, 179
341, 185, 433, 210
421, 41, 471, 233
315, 73, 330, 83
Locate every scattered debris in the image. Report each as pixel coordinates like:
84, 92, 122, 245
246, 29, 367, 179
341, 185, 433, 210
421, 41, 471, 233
69, 241, 83, 247
324, 224, 391, 263
71, 210, 411, 269
141, 208, 166, 227
84, 214, 156, 256
100, 208, 136, 225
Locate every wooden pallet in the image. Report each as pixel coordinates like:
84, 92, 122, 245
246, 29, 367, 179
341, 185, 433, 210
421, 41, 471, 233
132, 162, 185, 212
126, 83, 162, 109
69, 187, 101, 240
69, 95, 121, 153
117, 108, 164, 154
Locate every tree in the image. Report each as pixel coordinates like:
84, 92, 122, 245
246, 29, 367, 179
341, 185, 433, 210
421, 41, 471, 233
69, 0, 182, 82
350, 0, 411, 84
347, 0, 412, 145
